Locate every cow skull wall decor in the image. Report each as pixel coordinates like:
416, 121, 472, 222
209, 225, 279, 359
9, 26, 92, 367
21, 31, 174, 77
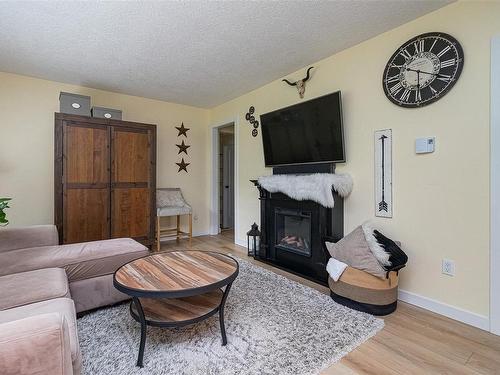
282, 67, 314, 99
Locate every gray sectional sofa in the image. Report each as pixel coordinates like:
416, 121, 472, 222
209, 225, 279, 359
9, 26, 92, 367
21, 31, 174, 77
0, 225, 149, 375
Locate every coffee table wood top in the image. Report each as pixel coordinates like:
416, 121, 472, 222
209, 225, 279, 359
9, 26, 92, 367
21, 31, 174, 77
114, 251, 239, 298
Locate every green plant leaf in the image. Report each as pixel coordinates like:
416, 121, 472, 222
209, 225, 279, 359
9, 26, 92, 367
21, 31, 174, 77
0, 197, 11, 226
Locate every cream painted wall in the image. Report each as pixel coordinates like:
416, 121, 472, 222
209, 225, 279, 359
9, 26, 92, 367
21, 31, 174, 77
0, 72, 210, 235
209, 1, 500, 317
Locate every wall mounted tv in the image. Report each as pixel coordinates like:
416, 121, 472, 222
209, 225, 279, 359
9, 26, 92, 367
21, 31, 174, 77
260, 91, 345, 167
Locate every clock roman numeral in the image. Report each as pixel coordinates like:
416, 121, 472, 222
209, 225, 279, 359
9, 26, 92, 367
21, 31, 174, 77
400, 48, 412, 60
440, 58, 456, 68
391, 64, 404, 69
390, 82, 403, 95
430, 85, 438, 94
416, 89, 422, 102
386, 75, 400, 84
437, 74, 452, 82
437, 45, 451, 58
400, 89, 411, 102
414, 39, 424, 54
429, 38, 438, 52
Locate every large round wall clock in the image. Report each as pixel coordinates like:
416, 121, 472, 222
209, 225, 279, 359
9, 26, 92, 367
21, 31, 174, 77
382, 32, 464, 108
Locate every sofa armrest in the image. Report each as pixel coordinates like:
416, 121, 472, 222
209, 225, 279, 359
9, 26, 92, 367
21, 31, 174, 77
0, 225, 59, 253
0, 313, 73, 375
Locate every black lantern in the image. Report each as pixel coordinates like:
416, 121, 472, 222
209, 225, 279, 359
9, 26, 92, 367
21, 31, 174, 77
247, 222, 261, 257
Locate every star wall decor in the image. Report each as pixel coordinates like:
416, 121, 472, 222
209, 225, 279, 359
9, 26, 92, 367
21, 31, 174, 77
176, 158, 190, 173
175, 122, 190, 137
174, 122, 191, 173
176, 140, 190, 155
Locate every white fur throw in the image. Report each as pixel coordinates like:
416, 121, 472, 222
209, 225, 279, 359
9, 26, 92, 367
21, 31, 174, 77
257, 173, 353, 208
361, 222, 392, 267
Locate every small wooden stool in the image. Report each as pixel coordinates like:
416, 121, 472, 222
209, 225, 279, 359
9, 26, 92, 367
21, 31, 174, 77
156, 188, 192, 251
328, 266, 401, 316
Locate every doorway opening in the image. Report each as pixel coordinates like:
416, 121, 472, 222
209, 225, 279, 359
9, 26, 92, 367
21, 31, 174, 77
210, 122, 237, 241
219, 125, 235, 238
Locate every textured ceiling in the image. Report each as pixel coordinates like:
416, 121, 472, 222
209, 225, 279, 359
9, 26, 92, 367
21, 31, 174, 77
0, 1, 452, 108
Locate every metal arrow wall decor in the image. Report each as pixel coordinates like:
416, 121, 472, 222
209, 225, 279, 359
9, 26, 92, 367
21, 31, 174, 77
375, 129, 392, 218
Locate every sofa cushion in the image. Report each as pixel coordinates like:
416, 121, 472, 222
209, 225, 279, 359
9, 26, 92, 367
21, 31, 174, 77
0, 298, 81, 374
0, 313, 74, 375
0, 238, 149, 282
0, 268, 70, 311
70, 274, 131, 313
0, 225, 59, 253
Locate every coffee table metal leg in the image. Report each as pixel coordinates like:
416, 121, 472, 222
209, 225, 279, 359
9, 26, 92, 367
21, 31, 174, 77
219, 282, 233, 346
132, 297, 147, 367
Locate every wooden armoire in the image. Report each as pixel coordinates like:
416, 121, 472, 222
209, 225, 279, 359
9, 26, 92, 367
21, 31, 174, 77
54, 113, 157, 247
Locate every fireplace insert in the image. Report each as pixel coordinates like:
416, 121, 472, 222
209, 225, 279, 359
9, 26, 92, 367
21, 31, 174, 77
275, 208, 312, 257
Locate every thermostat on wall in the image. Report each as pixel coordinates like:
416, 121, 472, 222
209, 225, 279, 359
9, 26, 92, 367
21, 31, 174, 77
415, 137, 435, 154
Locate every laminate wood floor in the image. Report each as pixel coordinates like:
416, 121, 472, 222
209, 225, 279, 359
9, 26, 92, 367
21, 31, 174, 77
159, 234, 500, 375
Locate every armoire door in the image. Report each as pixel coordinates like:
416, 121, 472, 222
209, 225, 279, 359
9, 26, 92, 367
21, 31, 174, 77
62, 121, 111, 243
111, 126, 152, 242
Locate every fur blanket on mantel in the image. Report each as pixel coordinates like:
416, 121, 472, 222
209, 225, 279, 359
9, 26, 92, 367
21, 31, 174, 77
257, 173, 353, 208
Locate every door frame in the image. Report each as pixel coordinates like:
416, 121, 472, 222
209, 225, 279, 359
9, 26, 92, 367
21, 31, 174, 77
491, 36, 500, 335
210, 120, 239, 239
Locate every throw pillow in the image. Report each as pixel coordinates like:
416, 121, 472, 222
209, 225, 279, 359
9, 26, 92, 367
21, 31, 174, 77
373, 230, 408, 269
325, 226, 386, 278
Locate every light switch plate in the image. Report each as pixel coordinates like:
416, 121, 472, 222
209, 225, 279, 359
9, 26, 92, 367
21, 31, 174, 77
416, 137, 435, 154
442, 259, 455, 276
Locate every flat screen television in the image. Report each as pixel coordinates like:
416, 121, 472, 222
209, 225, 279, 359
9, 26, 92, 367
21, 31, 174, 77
260, 91, 345, 167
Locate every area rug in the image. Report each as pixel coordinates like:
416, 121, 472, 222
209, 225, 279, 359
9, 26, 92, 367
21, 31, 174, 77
78, 257, 384, 375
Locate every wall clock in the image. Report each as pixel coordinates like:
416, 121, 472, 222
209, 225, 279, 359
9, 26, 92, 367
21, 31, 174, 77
383, 32, 464, 108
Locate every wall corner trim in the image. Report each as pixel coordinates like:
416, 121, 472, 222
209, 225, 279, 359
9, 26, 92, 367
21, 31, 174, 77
490, 35, 500, 336
398, 289, 490, 332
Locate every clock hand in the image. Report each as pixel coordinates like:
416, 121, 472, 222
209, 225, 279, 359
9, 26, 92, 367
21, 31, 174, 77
417, 70, 421, 100
406, 67, 443, 76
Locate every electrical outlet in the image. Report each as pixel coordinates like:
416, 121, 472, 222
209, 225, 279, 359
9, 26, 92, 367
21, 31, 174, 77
442, 259, 455, 276
194, 214, 198, 221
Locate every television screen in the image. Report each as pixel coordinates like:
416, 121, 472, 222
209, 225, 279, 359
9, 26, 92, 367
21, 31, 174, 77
260, 91, 345, 167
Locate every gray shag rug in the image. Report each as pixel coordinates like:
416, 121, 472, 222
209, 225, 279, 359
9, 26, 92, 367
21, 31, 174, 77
78, 257, 384, 375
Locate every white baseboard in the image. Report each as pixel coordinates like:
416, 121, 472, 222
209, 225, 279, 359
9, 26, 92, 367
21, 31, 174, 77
398, 289, 490, 332
226, 238, 492, 332
193, 231, 210, 237
235, 238, 247, 248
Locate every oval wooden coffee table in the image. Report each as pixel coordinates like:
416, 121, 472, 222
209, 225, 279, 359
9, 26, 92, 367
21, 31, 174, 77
113, 250, 239, 367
